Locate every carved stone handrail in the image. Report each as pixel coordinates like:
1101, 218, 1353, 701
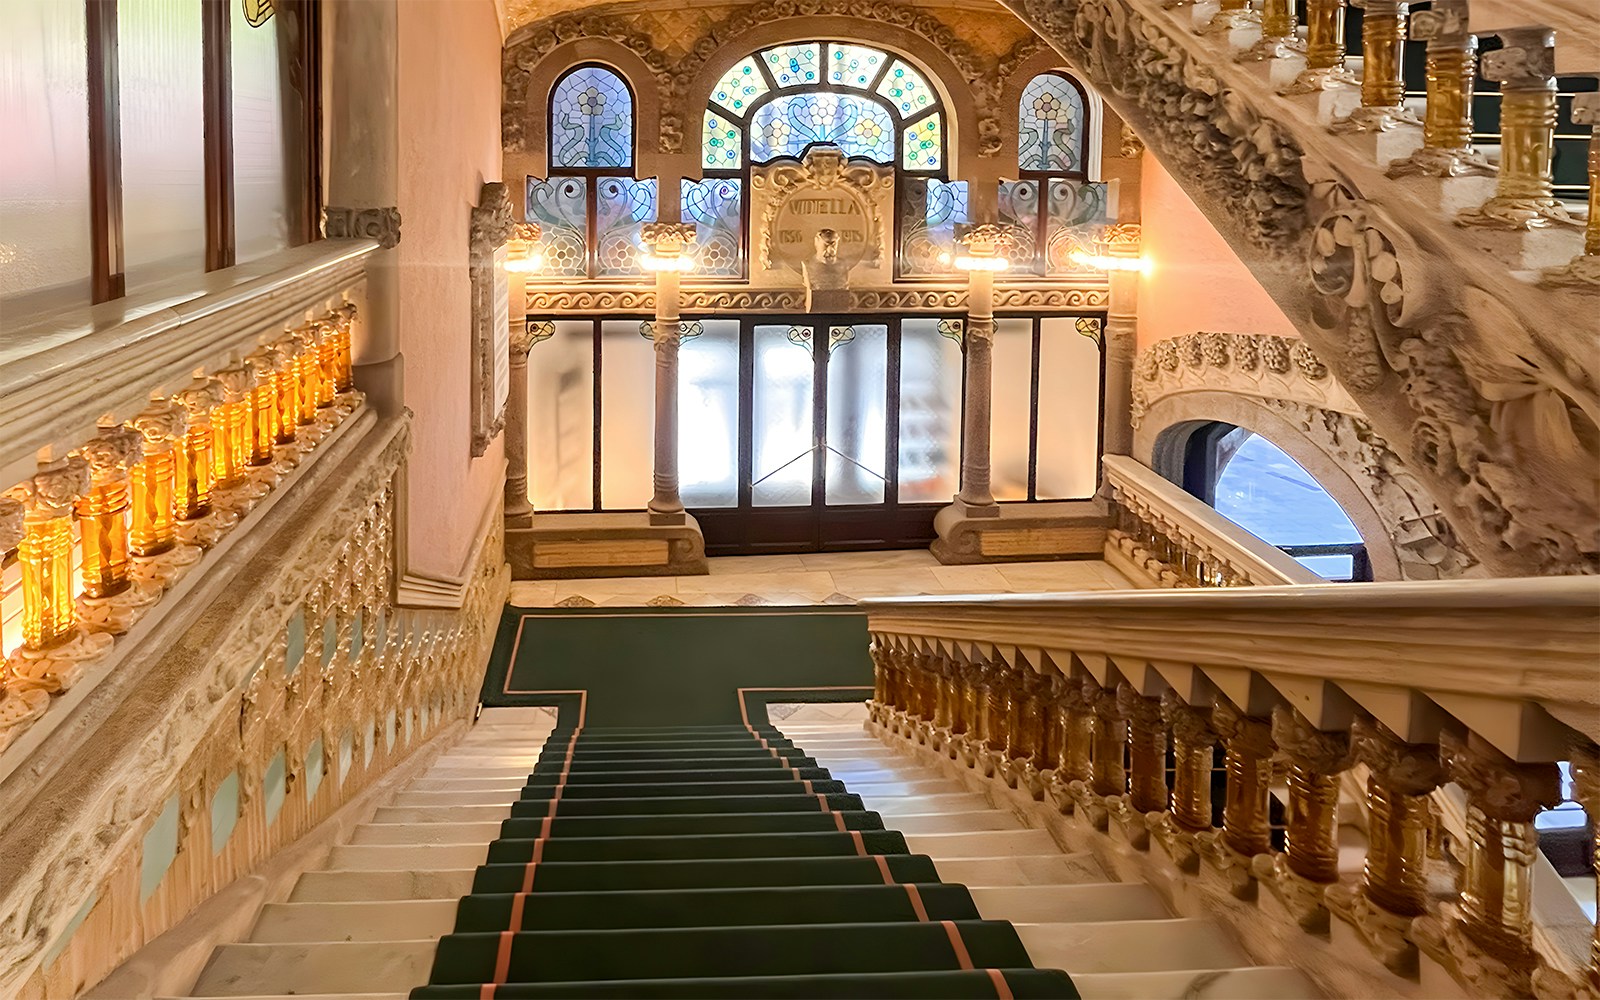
0, 239, 379, 489
1102, 454, 1321, 586
863, 576, 1600, 995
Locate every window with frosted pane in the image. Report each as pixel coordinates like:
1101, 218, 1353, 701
549, 66, 634, 168
231, 7, 291, 264
1000, 178, 1111, 276
1033, 318, 1102, 500
990, 319, 1035, 501
825, 324, 889, 506
527, 321, 595, 511
593, 178, 657, 277
599, 321, 654, 509
898, 179, 966, 277
680, 178, 742, 277
119, 0, 206, 290
0, 0, 93, 318
1018, 73, 1086, 174
679, 320, 741, 508
898, 319, 964, 502
525, 177, 588, 278
752, 324, 816, 507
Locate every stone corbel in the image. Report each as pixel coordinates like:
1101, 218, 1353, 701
469, 182, 516, 458
323, 207, 403, 249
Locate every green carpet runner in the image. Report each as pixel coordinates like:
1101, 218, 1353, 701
412, 723, 1079, 998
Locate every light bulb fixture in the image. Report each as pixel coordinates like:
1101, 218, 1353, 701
952, 254, 1009, 272
504, 251, 544, 273
1068, 249, 1148, 273
640, 253, 696, 272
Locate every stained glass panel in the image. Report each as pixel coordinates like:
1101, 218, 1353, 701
902, 114, 942, 170
594, 177, 657, 277
749, 92, 895, 163
897, 177, 967, 276
1018, 73, 1085, 173
1044, 179, 1111, 274
681, 178, 743, 277
997, 179, 1040, 272
762, 43, 821, 88
875, 60, 935, 117
709, 56, 768, 117
525, 176, 589, 278
550, 66, 634, 168
702, 110, 742, 170
827, 43, 887, 89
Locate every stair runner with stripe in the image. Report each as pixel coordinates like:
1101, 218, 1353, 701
410, 723, 1079, 998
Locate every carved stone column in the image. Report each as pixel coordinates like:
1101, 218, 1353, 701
1202, 699, 1274, 897
1542, 93, 1600, 288
1387, 1, 1492, 178
1151, 691, 1216, 871
1332, 0, 1419, 133
951, 224, 1017, 516
1100, 225, 1141, 465
1414, 731, 1562, 995
1282, 0, 1358, 93
129, 395, 201, 589
174, 377, 238, 549
1459, 28, 1576, 230
1047, 675, 1095, 812
75, 423, 158, 634
504, 319, 550, 529
1121, 685, 1168, 814
641, 222, 697, 525
1253, 706, 1352, 932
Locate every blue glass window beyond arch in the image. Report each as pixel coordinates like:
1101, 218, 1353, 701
550, 66, 634, 168
749, 93, 897, 164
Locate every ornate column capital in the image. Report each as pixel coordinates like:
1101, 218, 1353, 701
1102, 223, 1143, 255
955, 222, 1025, 260
1409, 0, 1468, 45
1481, 28, 1556, 90
1272, 704, 1352, 773
1440, 730, 1561, 822
323, 206, 402, 249
131, 395, 189, 445
175, 377, 225, 418
1351, 715, 1443, 794
0, 495, 22, 551
1212, 698, 1275, 757
79, 424, 145, 480
12, 456, 91, 515
640, 222, 698, 258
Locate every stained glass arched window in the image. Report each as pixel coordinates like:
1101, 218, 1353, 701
1018, 72, 1087, 175
549, 65, 635, 169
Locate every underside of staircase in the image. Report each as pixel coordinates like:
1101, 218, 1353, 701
161, 705, 1317, 999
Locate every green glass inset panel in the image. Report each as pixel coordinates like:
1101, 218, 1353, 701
210, 771, 239, 855
875, 59, 935, 118
304, 736, 325, 801
702, 110, 742, 170
709, 55, 768, 116
284, 608, 305, 675
139, 793, 180, 902
761, 42, 820, 88
339, 728, 354, 783
902, 114, 943, 171
363, 717, 375, 766
374, 607, 388, 652
827, 43, 886, 89
263, 749, 287, 826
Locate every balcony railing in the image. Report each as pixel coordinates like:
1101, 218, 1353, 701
861, 578, 1600, 998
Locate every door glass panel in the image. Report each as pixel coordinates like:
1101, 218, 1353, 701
752, 324, 815, 507
680, 319, 740, 508
599, 321, 653, 508
825, 324, 888, 505
897, 318, 963, 502
1034, 317, 1102, 499
528, 320, 594, 511
991, 318, 1034, 501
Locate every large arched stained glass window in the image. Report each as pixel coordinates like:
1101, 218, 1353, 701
1018, 72, 1086, 175
549, 65, 635, 169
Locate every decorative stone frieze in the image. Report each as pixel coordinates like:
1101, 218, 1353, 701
322, 206, 402, 248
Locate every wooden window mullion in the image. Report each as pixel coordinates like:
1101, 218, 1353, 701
203, 0, 236, 271
86, 0, 125, 302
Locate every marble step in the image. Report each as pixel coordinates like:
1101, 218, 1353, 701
968, 884, 1171, 924
1015, 919, 1248, 974
372, 804, 513, 824
407, 776, 532, 792
188, 940, 434, 996
1068, 966, 1321, 999
350, 821, 503, 846
905, 829, 1059, 858
162, 994, 407, 1000
887, 811, 1025, 834
868, 792, 995, 815
327, 842, 489, 871
250, 900, 457, 943
934, 853, 1106, 886
391, 789, 527, 807
841, 779, 968, 798
423, 763, 539, 778
288, 868, 475, 903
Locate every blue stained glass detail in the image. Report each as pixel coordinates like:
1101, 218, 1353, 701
681, 178, 743, 277
550, 66, 634, 168
898, 177, 967, 275
749, 92, 895, 164
1018, 73, 1085, 172
875, 60, 935, 117
710, 56, 769, 116
762, 43, 821, 88
595, 178, 658, 277
525, 176, 589, 277
703, 110, 742, 169
902, 114, 942, 170
828, 43, 886, 88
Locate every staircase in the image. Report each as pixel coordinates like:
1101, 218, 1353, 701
162, 702, 1320, 999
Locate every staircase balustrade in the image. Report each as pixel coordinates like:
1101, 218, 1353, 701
862, 579, 1600, 998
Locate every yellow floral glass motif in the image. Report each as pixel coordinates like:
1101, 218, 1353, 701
902, 114, 942, 170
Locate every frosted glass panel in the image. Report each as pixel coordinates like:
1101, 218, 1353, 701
1034, 317, 1102, 500
898, 319, 963, 502
991, 319, 1034, 501
528, 321, 595, 511
119, 0, 206, 290
599, 321, 653, 509
825, 324, 887, 506
680, 320, 740, 508
752, 324, 814, 507
0, 0, 92, 315
231, 10, 290, 263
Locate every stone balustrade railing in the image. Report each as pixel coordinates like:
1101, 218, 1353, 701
0, 241, 378, 766
1102, 454, 1321, 586
861, 579, 1600, 998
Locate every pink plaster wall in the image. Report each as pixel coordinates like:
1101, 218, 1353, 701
396, 0, 505, 579
1135, 154, 1298, 350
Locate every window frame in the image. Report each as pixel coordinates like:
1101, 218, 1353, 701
1011, 70, 1094, 276
544, 62, 646, 280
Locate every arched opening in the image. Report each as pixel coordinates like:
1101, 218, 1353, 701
1175, 421, 1372, 582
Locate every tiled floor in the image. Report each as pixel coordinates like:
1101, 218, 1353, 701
506, 550, 1132, 608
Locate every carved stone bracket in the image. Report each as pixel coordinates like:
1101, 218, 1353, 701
469, 182, 516, 458
323, 207, 402, 249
